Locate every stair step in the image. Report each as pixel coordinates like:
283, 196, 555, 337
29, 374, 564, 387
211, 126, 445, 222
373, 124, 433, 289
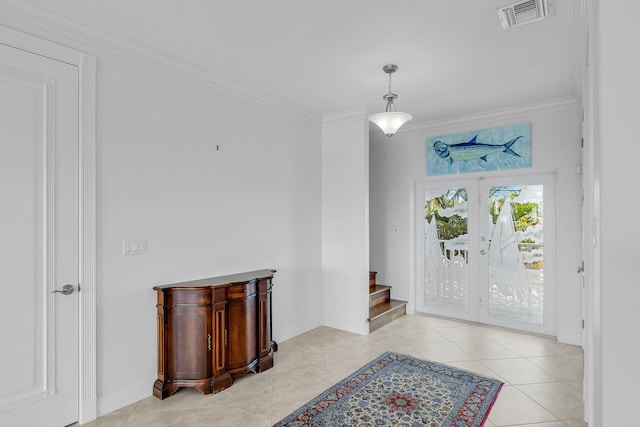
369, 284, 391, 296
369, 299, 406, 319
369, 271, 377, 290
368, 299, 407, 332
369, 285, 391, 307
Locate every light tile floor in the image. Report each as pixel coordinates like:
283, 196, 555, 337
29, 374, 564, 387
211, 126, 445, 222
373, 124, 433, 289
83, 314, 586, 427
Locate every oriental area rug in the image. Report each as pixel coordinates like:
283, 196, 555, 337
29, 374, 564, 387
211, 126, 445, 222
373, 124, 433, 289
274, 351, 503, 427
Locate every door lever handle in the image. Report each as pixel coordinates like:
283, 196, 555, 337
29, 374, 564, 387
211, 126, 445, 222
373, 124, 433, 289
52, 284, 75, 295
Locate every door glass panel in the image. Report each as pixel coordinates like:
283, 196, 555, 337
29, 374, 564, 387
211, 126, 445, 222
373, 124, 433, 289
488, 185, 544, 324
424, 188, 469, 311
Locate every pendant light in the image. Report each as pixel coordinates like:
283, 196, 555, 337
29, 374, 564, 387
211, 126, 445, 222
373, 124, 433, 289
368, 64, 412, 137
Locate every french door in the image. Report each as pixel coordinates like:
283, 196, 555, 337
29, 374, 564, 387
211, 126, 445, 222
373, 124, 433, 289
415, 173, 555, 335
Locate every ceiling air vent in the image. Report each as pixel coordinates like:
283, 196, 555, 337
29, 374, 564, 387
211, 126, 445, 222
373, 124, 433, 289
497, 0, 555, 29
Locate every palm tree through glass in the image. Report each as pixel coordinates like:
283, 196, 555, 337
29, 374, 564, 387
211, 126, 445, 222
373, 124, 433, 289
488, 185, 544, 324
423, 185, 544, 324
424, 188, 469, 311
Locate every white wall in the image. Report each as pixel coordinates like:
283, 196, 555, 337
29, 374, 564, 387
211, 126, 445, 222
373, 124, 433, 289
321, 111, 370, 335
0, 17, 325, 416
596, 1, 640, 424
96, 51, 324, 410
370, 99, 583, 343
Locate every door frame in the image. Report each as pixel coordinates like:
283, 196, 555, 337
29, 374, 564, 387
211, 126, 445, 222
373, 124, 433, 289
0, 26, 98, 424
412, 170, 558, 336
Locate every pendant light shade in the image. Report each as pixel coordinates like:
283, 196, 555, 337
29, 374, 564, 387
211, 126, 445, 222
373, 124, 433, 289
368, 112, 413, 136
368, 64, 412, 137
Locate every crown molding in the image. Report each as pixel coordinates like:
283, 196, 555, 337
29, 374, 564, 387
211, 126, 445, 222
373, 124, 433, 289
0, 0, 322, 126
401, 96, 582, 136
322, 108, 367, 128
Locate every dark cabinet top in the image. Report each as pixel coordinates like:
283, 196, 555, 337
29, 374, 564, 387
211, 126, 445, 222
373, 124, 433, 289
153, 269, 275, 291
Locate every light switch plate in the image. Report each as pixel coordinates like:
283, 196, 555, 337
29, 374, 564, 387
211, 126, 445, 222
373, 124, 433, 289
123, 239, 147, 255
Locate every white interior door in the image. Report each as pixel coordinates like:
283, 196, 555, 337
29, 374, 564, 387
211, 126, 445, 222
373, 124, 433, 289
416, 173, 556, 335
0, 43, 79, 426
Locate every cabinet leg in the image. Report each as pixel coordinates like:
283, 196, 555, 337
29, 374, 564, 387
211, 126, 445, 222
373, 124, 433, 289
153, 380, 179, 400
195, 383, 213, 395
213, 374, 233, 393
259, 355, 274, 372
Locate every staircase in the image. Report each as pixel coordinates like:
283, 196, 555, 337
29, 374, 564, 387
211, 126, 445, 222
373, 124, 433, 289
368, 271, 407, 332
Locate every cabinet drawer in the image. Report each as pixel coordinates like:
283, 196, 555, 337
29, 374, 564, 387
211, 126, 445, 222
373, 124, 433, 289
227, 281, 256, 299
165, 289, 211, 306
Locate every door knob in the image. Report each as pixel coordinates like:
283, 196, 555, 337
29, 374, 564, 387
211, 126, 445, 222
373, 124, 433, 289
52, 284, 75, 295
480, 249, 487, 255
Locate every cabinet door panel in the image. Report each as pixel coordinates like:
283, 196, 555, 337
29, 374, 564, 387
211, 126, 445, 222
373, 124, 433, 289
227, 294, 257, 371
169, 306, 211, 379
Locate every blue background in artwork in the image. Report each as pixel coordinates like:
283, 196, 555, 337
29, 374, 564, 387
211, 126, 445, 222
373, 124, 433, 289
426, 123, 531, 175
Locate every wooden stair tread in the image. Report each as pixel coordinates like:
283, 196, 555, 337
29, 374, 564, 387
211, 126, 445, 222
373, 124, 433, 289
367, 271, 405, 332
368, 299, 407, 320
369, 284, 391, 295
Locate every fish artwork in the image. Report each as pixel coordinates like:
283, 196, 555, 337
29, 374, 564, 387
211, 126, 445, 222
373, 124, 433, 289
433, 135, 522, 165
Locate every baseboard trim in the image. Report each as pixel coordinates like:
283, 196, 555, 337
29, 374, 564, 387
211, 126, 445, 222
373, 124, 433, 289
557, 329, 583, 346
323, 319, 369, 336
96, 378, 153, 418
79, 396, 97, 425
276, 318, 325, 344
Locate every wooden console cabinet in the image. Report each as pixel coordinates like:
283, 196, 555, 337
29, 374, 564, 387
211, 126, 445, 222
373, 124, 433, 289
153, 269, 276, 399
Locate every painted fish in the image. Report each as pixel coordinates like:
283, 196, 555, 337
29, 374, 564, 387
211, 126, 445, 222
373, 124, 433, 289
433, 135, 522, 165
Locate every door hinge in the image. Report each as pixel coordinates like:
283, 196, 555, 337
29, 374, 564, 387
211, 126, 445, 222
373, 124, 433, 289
582, 319, 585, 329
577, 261, 584, 273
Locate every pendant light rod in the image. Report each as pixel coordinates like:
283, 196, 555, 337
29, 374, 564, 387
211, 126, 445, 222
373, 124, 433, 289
383, 64, 398, 111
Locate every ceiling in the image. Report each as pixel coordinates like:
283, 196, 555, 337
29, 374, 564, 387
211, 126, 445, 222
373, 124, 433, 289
18, 0, 583, 125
